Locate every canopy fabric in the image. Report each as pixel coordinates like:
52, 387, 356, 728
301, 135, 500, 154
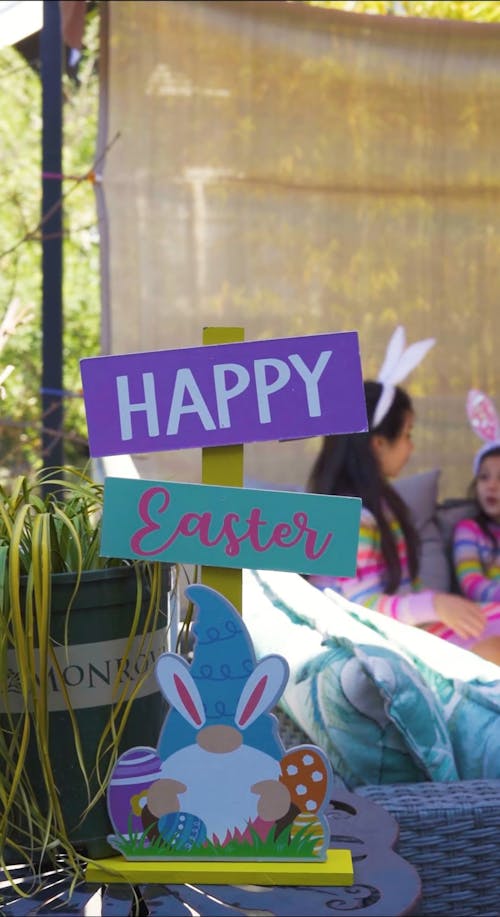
0, 1, 85, 50
98, 0, 500, 496
0, 0, 42, 48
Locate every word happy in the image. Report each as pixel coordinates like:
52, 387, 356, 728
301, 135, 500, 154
116, 351, 332, 441
80, 332, 367, 455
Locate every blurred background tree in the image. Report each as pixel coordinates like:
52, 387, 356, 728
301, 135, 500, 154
0, 0, 497, 483
308, 1, 500, 20
0, 5, 99, 479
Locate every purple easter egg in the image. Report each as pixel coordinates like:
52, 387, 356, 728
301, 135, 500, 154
108, 746, 163, 836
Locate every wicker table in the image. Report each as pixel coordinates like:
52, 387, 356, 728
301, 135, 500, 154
0, 786, 420, 916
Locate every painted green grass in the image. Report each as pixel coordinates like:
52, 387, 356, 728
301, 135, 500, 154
110, 820, 320, 860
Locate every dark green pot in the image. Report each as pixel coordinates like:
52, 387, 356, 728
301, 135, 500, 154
3, 564, 170, 861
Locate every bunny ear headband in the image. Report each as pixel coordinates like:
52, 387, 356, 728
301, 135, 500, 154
466, 389, 500, 475
372, 325, 436, 429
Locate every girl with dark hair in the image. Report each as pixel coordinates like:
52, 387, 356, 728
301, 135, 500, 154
307, 373, 500, 665
452, 391, 500, 605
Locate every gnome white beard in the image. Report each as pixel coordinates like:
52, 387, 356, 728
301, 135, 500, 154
160, 743, 281, 843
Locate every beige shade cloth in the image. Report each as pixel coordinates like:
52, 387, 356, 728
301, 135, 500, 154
97, 0, 500, 498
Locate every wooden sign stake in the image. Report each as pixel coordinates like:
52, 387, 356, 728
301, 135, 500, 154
201, 326, 244, 613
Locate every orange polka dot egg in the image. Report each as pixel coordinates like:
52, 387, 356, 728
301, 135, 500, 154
279, 747, 329, 814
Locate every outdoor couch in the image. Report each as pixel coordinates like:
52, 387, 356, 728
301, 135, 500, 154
243, 565, 500, 917
277, 704, 500, 917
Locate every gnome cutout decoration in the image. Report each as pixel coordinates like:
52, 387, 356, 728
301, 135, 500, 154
107, 583, 333, 862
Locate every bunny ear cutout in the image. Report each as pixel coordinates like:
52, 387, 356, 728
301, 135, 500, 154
466, 389, 500, 443
377, 326, 406, 384
235, 655, 289, 731
156, 654, 206, 729
390, 338, 436, 385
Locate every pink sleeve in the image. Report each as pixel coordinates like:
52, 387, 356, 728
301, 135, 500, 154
452, 518, 500, 603
310, 508, 439, 626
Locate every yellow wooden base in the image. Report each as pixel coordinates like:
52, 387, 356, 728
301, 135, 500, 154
86, 848, 353, 886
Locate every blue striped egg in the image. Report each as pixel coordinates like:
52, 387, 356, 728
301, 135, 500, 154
157, 811, 207, 851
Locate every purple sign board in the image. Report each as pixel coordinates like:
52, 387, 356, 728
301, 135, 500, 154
80, 332, 367, 457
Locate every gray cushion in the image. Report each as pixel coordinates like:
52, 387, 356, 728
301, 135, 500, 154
435, 498, 476, 592
394, 469, 451, 592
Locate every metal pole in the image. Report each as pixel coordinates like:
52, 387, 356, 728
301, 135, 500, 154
41, 0, 64, 477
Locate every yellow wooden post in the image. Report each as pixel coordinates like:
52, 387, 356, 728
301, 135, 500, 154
201, 327, 244, 612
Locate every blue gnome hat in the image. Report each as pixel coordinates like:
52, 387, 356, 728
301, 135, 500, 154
157, 584, 285, 761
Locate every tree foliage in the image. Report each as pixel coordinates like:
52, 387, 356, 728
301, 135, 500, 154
0, 9, 99, 478
307, 1, 500, 21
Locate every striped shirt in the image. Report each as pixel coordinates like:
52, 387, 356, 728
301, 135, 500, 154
309, 506, 438, 627
452, 518, 500, 603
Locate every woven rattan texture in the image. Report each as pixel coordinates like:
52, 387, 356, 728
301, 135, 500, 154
357, 781, 500, 917
277, 708, 500, 917
276, 707, 309, 748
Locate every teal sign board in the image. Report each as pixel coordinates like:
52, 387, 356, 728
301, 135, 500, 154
101, 478, 361, 576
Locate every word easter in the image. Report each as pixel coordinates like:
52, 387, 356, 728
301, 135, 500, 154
81, 332, 366, 456
101, 478, 361, 576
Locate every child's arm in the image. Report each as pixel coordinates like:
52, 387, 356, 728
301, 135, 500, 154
452, 518, 500, 603
311, 510, 486, 638
316, 509, 439, 626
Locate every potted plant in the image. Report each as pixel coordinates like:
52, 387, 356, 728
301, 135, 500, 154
0, 465, 171, 880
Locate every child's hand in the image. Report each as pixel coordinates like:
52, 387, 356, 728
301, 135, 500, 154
433, 594, 486, 639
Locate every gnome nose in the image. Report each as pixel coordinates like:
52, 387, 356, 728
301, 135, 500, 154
197, 724, 243, 754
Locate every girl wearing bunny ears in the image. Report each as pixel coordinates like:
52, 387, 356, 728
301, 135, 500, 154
451, 390, 500, 606
307, 327, 500, 665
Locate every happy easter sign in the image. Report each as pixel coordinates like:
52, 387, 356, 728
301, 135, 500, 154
82, 331, 366, 576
